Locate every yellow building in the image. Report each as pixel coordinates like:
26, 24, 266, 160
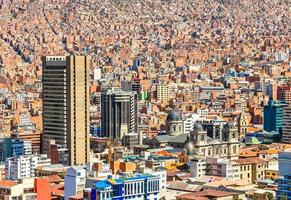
42, 56, 90, 165
157, 84, 170, 102
235, 158, 267, 183
265, 169, 279, 180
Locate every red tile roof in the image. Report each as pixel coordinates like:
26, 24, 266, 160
234, 157, 267, 165
0, 180, 17, 188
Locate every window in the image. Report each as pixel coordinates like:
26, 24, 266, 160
233, 146, 237, 154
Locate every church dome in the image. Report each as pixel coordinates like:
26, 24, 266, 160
167, 110, 182, 121
193, 122, 203, 131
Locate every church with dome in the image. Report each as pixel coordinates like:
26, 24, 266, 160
151, 110, 240, 160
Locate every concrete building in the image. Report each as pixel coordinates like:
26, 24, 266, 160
64, 166, 86, 200
42, 55, 90, 165
5, 154, 51, 180
277, 85, 291, 103
101, 89, 138, 140
157, 84, 170, 102
188, 158, 206, 178
282, 106, 291, 144
14, 130, 41, 154
122, 132, 139, 148
0, 178, 36, 200
234, 158, 266, 183
183, 114, 200, 135
206, 158, 240, 180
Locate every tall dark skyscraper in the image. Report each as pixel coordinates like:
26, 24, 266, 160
42, 55, 90, 165
101, 89, 138, 140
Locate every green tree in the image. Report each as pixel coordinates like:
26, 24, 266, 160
253, 193, 260, 200
265, 192, 274, 200
278, 195, 288, 200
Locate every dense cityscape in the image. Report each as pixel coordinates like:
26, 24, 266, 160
0, 0, 290, 199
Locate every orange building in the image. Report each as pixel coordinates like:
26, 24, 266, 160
110, 160, 121, 174
119, 162, 137, 173
34, 177, 51, 200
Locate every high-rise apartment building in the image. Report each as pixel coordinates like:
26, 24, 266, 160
101, 89, 138, 140
264, 100, 288, 134
282, 106, 291, 144
156, 84, 170, 102
42, 56, 90, 165
277, 85, 291, 103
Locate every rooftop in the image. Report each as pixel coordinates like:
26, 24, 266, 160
0, 180, 17, 188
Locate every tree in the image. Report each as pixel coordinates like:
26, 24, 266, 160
265, 192, 274, 200
278, 195, 288, 200
252, 193, 259, 200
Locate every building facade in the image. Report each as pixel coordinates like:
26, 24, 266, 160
278, 152, 291, 176
283, 106, 291, 144
277, 174, 291, 199
277, 85, 291, 103
101, 89, 138, 140
64, 166, 86, 200
42, 55, 90, 165
0, 138, 28, 162
91, 174, 160, 200
5, 154, 51, 180
264, 100, 287, 134
156, 84, 170, 102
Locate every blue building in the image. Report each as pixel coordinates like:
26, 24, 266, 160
91, 174, 160, 200
277, 174, 291, 199
263, 100, 288, 134
0, 138, 24, 162
278, 152, 291, 176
